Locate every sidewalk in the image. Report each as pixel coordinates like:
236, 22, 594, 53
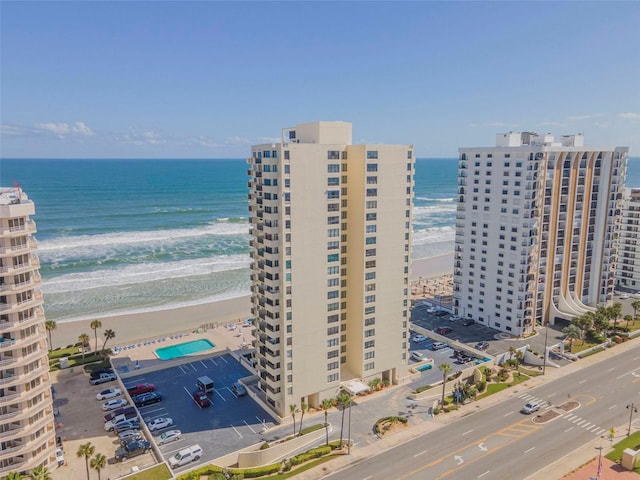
293, 339, 640, 480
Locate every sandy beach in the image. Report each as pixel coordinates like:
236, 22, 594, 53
51, 253, 453, 349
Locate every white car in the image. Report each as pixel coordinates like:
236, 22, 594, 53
96, 388, 122, 400
102, 398, 128, 411
55, 448, 65, 466
157, 429, 182, 445
427, 307, 438, 314
620, 293, 630, 299
147, 417, 174, 432
411, 334, 427, 343
118, 430, 143, 443
410, 351, 426, 362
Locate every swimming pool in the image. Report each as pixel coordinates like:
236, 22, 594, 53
415, 363, 433, 372
155, 339, 216, 360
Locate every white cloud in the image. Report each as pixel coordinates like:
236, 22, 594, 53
469, 121, 509, 128
567, 113, 604, 121
34, 121, 95, 137
619, 112, 640, 120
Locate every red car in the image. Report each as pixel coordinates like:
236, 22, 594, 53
192, 390, 211, 408
127, 383, 155, 396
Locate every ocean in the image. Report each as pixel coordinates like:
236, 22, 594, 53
1, 157, 638, 323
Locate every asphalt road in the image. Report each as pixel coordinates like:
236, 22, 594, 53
327, 344, 640, 480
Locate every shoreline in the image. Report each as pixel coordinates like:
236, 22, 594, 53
50, 253, 453, 349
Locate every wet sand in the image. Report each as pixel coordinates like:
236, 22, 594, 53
51, 253, 454, 349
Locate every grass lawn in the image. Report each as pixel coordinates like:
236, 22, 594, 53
127, 464, 172, 480
476, 372, 529, 400
605, 431, 640, 474
267, 455, 337, 479
567, 341, 600, 354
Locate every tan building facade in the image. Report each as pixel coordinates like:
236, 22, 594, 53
454, 133, 628, 336
616, 188, 640, 292
0, 188, 56, 474
248, 122, 413, 417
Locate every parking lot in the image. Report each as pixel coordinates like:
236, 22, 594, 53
123, 353, 277, 474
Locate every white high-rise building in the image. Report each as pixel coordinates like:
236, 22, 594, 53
454, 133, 628, 336
247, 121, 413, 417
0, 187, 56, 474
616, 187, 640, 292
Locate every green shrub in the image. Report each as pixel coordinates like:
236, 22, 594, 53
228, 463, 279, 478
299, 423, 324, 435
414, 384, 433, 394
476, 380, 487, 392
433, 408, 440, 415
259, 441, 270, 450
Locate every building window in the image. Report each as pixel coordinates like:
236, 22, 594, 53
328, 177, 340, 186
366, 237, 376, 245
328, 290, 339, 299
327, 254, 339, 262
365, 260, 376, 268
364, 328, 375, 337
367, 163, 378, 172
365, 295, 375, 303
364, 340, 375, 348
364, 362, 375, 371
328, 151, 340, 159
365, 351, 375, 359
365, 249, 376, 257
366, 225, 376, 233
365, 271, 376, 280
367, 151, 378, 159
328, 302, 339, 311
328, 373, 339, 382
366, 176, 377, 184
366, 188, 377, 197
327, 190, 340, 199
364, 306, 375, 315
366, 200, 377, 209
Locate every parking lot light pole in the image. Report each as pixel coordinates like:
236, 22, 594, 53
347, 393, 352, 455
542, 322, 549, 375
626, 403, 637, 436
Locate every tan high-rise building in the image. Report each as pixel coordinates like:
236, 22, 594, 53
454, 133, 628, 336
616, 187, 640, 292
248, 121, 413, 417
0, 187, 56, 474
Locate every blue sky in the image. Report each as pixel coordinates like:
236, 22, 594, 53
1, 1, 639, 158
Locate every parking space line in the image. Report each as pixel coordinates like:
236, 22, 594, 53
243, 420, 257, 433
179, 365, 189, 374
140, 407, 165, 416
200, 360, 208, 369
124, 379, 145, 386
232, 424, 243, 438
210, 358, 218, 366
215, 389, 227, 402
189, 363, 198, 372
220, 356, 229, 364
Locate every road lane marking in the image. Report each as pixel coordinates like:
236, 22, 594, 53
504, 411, 514, 417
608, 368, 615, 372
577, 420, 586, 426
547, 393, 556, 398
478, 471, 490, 478
583, 422, 591, 429
524, 447, 535, 453
363, 476, 372, 480
454, 455, 464, 465
609, 404, 617, 410
462, 429, 474, 436
578, 379, 586, 384
243, 420, 257, 433
414, 450, 427, 457
565, 426, 574, 432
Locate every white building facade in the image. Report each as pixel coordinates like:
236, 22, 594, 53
454, 133, 628, 336
616, 188, 640, 292
247, 121, 413, 417
0, 188, 56, 474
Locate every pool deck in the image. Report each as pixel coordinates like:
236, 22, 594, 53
109, 320, 254, 375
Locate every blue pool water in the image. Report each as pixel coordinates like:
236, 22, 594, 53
155, 339, 216, 360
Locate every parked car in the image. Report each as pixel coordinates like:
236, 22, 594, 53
104, 406, 137, 423
133, 392, 163, 407
169, 444, 203, 468
461, 318, 475, 326
410, 351, 427, 362
106, 417, 139, 432
127, 383, 155, 396
231, 382, 247, 397
90, 373, 116, 385
102, 398, 128, 411
475, 341, 489, 351
96, 388, 122, 400
114, 421, 141, 435
411, 334, 427, 343
90, 368, 113, 379
435, 326, 453, 335
431, 342, 447, 350
148, 417, 174, 432
436, 310, 449, 317
427, 307, 438, 314
620, 293, 630, 299
450, 315, 461, 321
192, 390, 211, 408
115, 440, 150, 462
521, 401, 540, 414
157, 429, 182, 445
118, 430, 143, 443
55, 448, 65, 466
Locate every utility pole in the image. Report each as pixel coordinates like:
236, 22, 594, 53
542, 322, 549, 375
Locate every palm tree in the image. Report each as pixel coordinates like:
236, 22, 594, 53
298, 401, 308, 436
29, 466, 52, 480
631, 300, 640, 322
76, 442, 95, 480
90, 452, 107, 480
4, 472, 26, 480
45, 320, 56, 351
78, 333, 90, 360
515, 350, 524, 374
321, 398, 333, 445
101, 329, 115, 354
507, 346, 517, 367
438, 362, 452, 406
90, 320, 102, 354
562, 324, 582, 351
337, 392, 351, 448
289, 403, 298, 437
609, 302, 623, 330
624, 314, 633, 328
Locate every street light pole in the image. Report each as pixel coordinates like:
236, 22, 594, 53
347, 393, 352, 455
627, 403, 637, 436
